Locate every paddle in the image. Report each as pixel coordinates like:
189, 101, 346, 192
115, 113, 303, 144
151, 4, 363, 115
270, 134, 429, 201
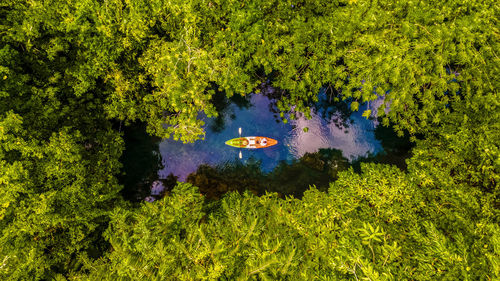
238, 127, 242, 159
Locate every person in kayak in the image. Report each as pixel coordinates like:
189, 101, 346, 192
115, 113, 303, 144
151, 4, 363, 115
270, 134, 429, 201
261, 138, 268, 146
241, 138, 249, 147
254, 138, 267, 147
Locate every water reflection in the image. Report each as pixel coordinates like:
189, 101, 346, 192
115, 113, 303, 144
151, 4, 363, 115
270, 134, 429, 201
158, 93, 384, 182
187, 148, 350, 199
208, 88, 252, 133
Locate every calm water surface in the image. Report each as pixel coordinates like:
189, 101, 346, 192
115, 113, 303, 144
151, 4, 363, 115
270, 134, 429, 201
158, 93, 385, 182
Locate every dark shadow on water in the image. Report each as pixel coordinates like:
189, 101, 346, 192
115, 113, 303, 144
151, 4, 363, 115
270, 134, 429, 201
351, 122, 415, 172
118, 122, 165, 202
311, 88, 354, 129
186, 148, 350, 200
186, 159, 264, 199
209, 86, 252, 133
258, 82, 354, 129
268, 148, 350, 197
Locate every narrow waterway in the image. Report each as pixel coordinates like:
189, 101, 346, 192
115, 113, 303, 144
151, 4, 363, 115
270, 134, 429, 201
158, 91, 386, 182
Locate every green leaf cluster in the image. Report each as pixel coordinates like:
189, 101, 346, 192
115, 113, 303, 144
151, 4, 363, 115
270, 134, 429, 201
0, 112, 124, 280
76, 162, 498, 280
4, 0, 498, 141
0, 0, 498, 279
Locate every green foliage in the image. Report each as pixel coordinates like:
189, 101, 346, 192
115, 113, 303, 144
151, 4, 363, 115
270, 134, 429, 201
1, 1, 127, 278
0, 113, 124, 280
5, 0, 497, 141
1, 0, 498, 279
408, 95, 499, 193
76, 164, 499, 280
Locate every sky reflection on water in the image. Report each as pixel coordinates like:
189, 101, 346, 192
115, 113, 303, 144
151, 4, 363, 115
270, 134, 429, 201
158, 93, 384, 181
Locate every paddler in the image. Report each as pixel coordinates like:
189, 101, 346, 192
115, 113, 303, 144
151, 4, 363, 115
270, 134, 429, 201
241, 138, 249, 146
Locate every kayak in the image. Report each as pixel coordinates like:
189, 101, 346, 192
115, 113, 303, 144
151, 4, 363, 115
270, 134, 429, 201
225, 136, 278, 149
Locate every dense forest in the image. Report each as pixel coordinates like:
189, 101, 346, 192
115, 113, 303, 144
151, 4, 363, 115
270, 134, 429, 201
0, 0, 499, 280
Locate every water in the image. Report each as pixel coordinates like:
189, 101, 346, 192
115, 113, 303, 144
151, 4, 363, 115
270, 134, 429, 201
158, 92, 385, 182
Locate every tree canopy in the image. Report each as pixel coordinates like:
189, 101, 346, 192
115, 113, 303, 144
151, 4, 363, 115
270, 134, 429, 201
3, 0, 498, 141
77, 163, 499, 280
